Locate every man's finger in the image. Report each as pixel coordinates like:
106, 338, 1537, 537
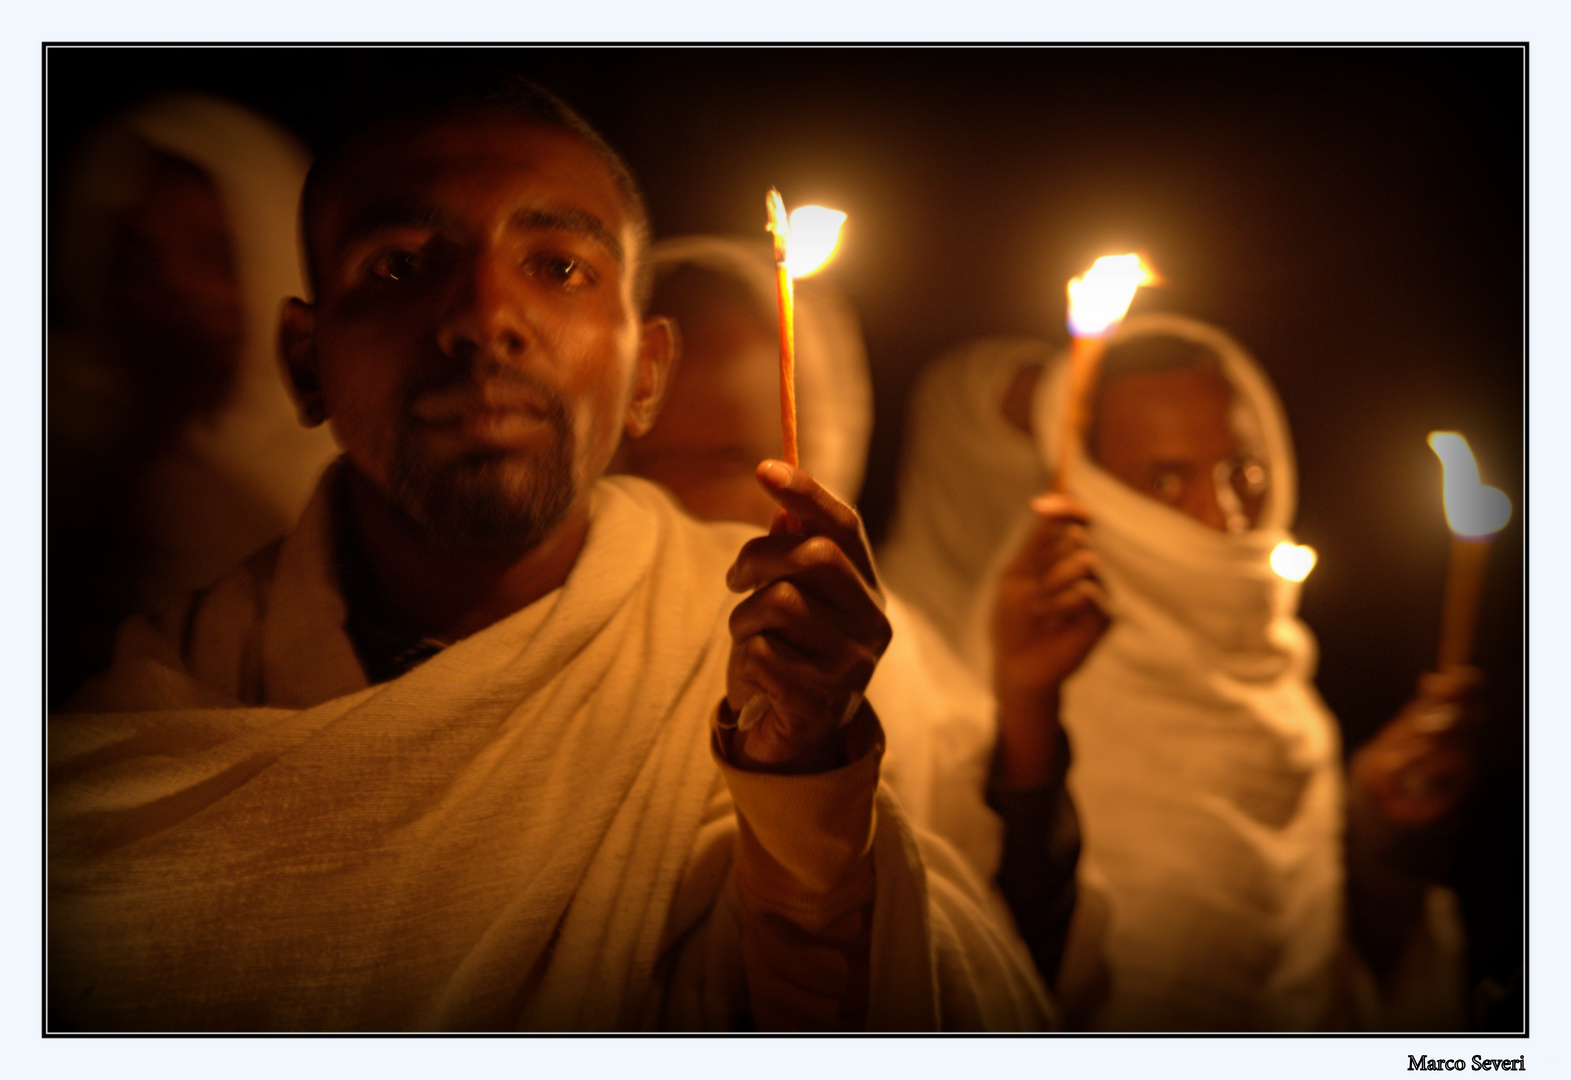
1418, 666, 1484, 702
1028, 492, 1093, 524
1006, 508, 1093, 579
728, 579, 889, 657
1037, 547, 1101, 598
754, 461, 877, 583
1035, 578, 1112, 622
728, 535, 885, 615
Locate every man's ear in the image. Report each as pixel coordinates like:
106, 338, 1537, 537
624, 315, 678, 439
278, 298, 328, 427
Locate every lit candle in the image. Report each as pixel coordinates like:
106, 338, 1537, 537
1057, 253, 1157, 491
1428, 431, 1512, 670
1271, 541, 1318, 582
764, 189, 847, 468
765, 190, 798, 468
738, 194, 846, 732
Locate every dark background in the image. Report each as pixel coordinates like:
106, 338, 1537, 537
46, 45, 1525, 1025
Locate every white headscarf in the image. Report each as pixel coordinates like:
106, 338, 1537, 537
967, 313, 1346, 1030
646, 236, 874, 503
54, 93, 339, 609
887, 314, 1472, 1030
879, 336, 1060, 651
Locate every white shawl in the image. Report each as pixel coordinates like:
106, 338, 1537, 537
979, 315, 1345, 1030
880, 336, 1061, 655
50, 472, 1049, 1031
885, 315, 1341, 1029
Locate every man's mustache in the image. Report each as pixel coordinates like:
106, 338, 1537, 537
405, 363, 565, 425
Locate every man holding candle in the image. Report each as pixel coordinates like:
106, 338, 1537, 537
882, 313, 1477, 1030
48, 77, 1051, 1032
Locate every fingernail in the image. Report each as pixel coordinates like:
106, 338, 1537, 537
761, 461, 793, 487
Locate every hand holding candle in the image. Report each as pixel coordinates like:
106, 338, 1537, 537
734, 190, 849, 733
1428, 431, 1512, 670
1057, 253, 1157, 491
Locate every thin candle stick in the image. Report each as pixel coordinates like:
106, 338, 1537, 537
1055, 335, 1106, 493
1436, 537, 1490, 670
766, 188, 798, 468
1427, 431, 1511, 671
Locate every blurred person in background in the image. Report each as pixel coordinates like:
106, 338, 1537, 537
49, 93, 339, 704
881, 313, 1477, 1031
615, 236, 1098, 988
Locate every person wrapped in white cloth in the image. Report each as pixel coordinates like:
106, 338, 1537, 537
49, 94, 340, 702
47, 77, 1052, 1033
881, 313, 1477, 1031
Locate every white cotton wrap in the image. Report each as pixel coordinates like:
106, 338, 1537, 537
50, 471, 1049, 1032
955, 315, 1346, 1030
883, 313, 1476, 1031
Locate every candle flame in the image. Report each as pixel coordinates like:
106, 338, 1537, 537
765, 188, 790, 266
1428, 432, 1511, 539
785, 205, 847, 278
1270, 541, 1318, 582
1067, 253, 1157, 338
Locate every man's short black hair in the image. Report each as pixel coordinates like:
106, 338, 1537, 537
298, 72, 653, 307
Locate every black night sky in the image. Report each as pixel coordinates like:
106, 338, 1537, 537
46, 45, 1525, 1015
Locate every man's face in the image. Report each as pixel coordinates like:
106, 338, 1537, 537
619, 296, 783, 529
1091, 366, 1267, 532
289, 116, 656, 550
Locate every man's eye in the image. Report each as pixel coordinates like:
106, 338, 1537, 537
1236, 459, 1269, 497
367, 250, 424, 282
525, 254, 595, 289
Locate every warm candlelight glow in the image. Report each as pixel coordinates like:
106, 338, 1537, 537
1067, 253, 1158, 338
1054, 252, 1158, 493
1428, 432, 1512, 538
1428, 430, 1508, 670
1270, 542, 1318, 582
785, 205, 847, 278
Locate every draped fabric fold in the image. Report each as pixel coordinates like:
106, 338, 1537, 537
886, 315, 1347, 1029
971, 316, 1344, 1030
51, 471, 1051, 1032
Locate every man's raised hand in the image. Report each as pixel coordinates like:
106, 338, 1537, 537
990, 493, 1110, 789
1351, 667, 1481, 827
723, 461, 891, 773
992, 494, 1109, 707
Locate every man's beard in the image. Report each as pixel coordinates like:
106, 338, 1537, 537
388, 386, 577, 553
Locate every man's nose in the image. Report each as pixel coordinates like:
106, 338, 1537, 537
1187, 480, 1233, 533
435, 249, 529, 362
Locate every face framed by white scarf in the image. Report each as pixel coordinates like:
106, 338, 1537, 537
968, 313, 1348, 1031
